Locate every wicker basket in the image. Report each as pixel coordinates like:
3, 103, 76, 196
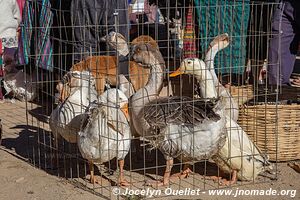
227, 85, 254, 106
238, 104, 300, 161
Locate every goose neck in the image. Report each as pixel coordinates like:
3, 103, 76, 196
144, 62, 164, 95
194, 71, 218, 99
205, 46, 221, 86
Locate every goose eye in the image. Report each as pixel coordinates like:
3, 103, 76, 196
187, 61, 192, 64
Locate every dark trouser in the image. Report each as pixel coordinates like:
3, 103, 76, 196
3, 48, 18, 74
268, 1, 300, 85
0, 47, 18, 99
71, 0, 129, 75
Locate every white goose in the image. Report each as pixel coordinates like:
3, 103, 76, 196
130, 43, 227, 187
78, 88, 130, 186
171, 58, 273, 185
204, 33, 239, 122
49, 71, 98, 143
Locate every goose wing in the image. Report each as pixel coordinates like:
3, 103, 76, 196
140, 96, 221, 133
214, 119, 272, 180
81, 102, 128, 136
105, 104, 129, 135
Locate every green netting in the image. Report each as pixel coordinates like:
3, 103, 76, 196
194, 0, 250, 74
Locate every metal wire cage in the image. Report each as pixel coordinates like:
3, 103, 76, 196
20, 0, 285, 199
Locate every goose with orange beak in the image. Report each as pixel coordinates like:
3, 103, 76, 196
170, 57, 273, 185
78, 88, 131, 186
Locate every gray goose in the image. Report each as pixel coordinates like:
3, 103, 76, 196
130, 43, 227, 187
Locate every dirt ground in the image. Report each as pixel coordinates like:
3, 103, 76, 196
0, 101, 299, 200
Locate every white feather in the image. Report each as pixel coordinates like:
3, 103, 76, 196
213, 116, 273, 181
78, 88, 131, 164
49, 71, 98, 143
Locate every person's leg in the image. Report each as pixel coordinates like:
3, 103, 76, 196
0, 59, 3, 100
71, 0, 87, 62
293, 1, 300, 59
109, 0, 129, 76
71, 0, 130, 76
3, 48, 18, 74
268, 1, 297, 85
71, 0, 104, 62
291, 1, 300, 86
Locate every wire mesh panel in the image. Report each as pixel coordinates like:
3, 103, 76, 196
21, 0, 288, 199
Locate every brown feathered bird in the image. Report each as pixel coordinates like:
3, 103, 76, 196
70, 55, 148, 95
58, 35, 159, 101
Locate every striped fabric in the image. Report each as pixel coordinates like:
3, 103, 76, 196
20, 0, 53, 71
183, 4, 197, 59
17, 0, 25, 19
36, 0, 53, 71
18, 0, 31, 65
194, 0, 250, 74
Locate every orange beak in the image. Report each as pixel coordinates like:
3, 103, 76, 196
57, 89, 64, 103
169, 68, 184, 77
59, 86, 70, 102
121, 103, 129, 120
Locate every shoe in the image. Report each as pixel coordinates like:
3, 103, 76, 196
290, 77, 300, 88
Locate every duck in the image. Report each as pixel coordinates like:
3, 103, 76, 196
130, 43, 227, 187
49, 70, 98, 143
78, 88, 130, 186
204, 33, 239, 121
170, 58, 273, 185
